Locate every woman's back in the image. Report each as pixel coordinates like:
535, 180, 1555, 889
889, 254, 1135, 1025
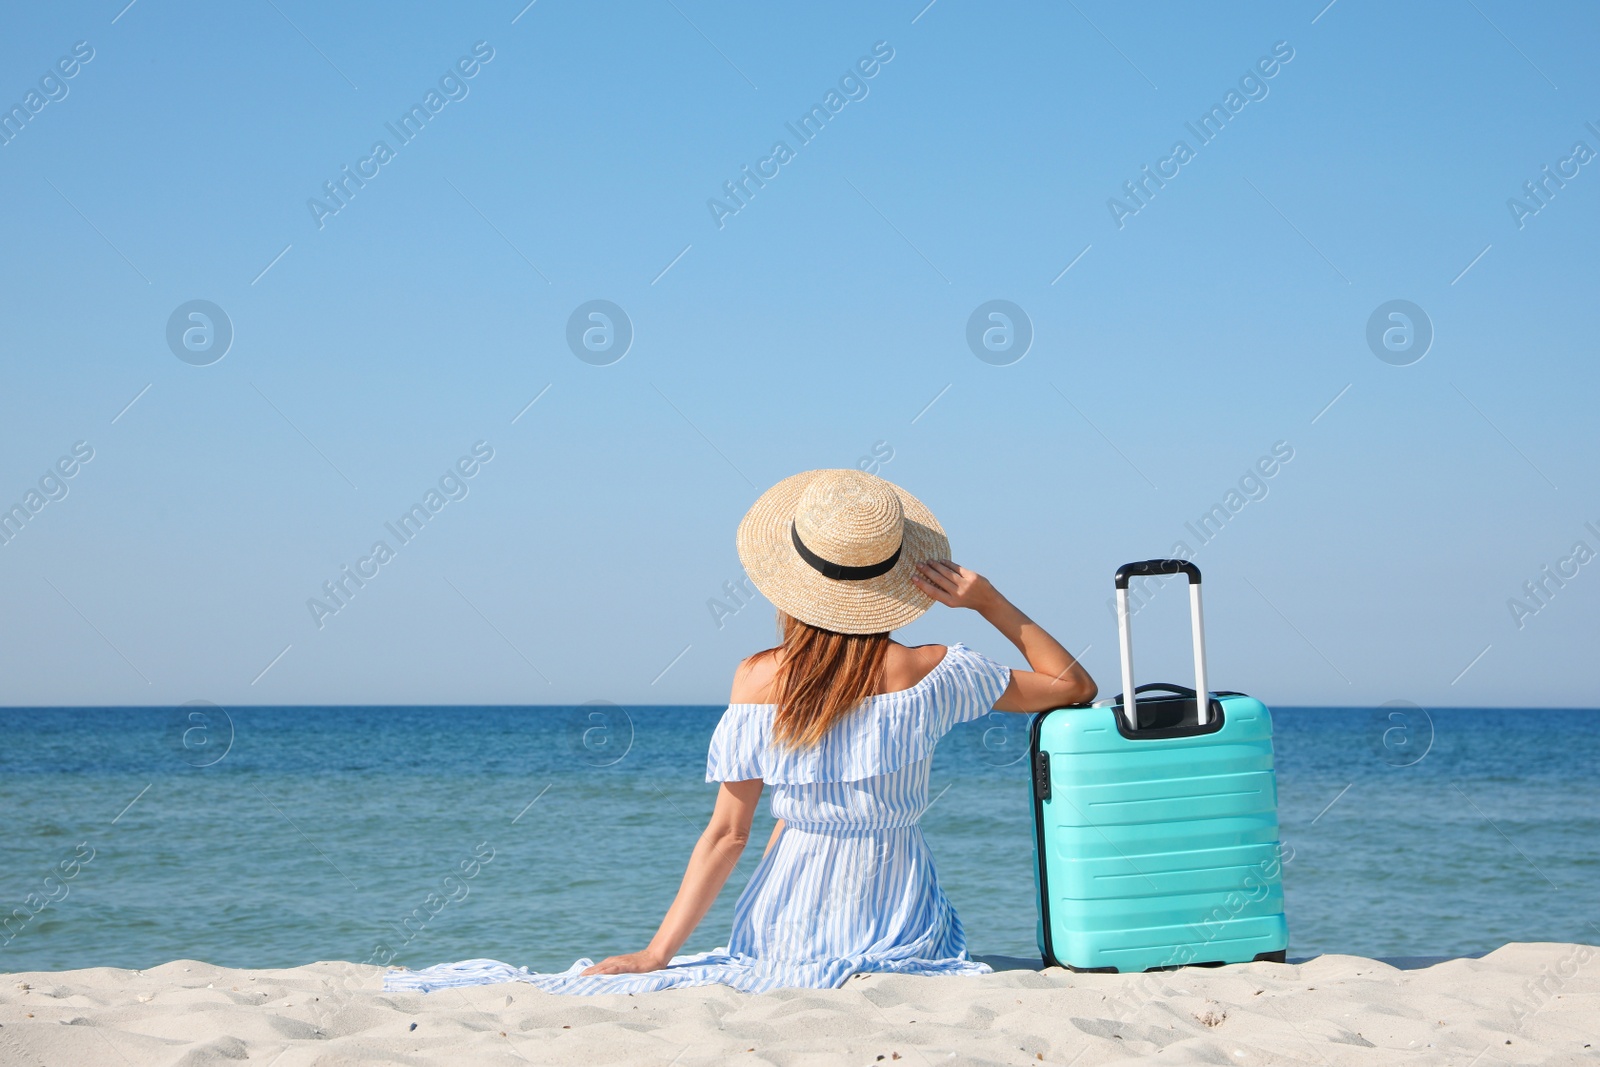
709, 643, 1012, 831
701, 641, 1013, 982
732, 640, 949, 705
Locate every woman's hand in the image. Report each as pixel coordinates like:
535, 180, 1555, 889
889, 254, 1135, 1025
911, 560, 998, 612
914, 558, 1097, 710
580, 950, 667, 976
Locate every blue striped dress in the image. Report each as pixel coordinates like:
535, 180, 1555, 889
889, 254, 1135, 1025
384, 642, 1013, 995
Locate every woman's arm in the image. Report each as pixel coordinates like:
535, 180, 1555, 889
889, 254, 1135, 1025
911, 559, 1096, 712
581, 778, 763, 975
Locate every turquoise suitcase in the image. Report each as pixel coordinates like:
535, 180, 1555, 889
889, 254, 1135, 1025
1029, 559, 1289, 972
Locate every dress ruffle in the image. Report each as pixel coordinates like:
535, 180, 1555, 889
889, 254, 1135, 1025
704, 643, 1011, 784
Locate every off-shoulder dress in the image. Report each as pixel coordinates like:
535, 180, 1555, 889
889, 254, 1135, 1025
384, 642, 1012, 995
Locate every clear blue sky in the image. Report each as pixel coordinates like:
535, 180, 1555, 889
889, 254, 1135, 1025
1, 1, 1595, 708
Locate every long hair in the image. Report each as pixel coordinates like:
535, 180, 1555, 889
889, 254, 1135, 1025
767, 612, 891, 749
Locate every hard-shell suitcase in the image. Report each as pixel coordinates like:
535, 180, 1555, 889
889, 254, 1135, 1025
1029, 559, 1289, 972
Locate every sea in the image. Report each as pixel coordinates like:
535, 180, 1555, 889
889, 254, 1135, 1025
1, 706, 1595, 974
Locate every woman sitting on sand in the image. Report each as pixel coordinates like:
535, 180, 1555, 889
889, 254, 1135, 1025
386, 469, 1095, 994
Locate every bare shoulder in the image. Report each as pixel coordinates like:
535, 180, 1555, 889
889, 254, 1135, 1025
881, 642, 949, 692
730, 648, 781, 704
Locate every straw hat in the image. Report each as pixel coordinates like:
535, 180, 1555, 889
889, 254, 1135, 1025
736, 469, 950, 635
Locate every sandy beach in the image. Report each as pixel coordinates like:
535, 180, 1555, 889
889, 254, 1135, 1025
2, 942, 1594, 1066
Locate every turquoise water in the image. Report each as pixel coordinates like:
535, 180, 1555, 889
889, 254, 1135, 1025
1, 706, 1595, 974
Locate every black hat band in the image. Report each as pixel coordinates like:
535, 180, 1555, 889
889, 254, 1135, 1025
790, 522, 902, 581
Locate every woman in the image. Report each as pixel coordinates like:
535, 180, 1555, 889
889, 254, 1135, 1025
386, 469, 1095, 995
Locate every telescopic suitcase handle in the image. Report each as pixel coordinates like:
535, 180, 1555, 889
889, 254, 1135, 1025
1113, 559, 1209, 730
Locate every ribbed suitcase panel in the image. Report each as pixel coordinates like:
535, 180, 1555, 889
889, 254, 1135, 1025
1052, 835, 1285, 897
1049, 876, 1287, 925
1056, 743, 1275, 784
1032, 695, 1289, 971
1058, 769, 1278, 826
1053, 914, 1289, 971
